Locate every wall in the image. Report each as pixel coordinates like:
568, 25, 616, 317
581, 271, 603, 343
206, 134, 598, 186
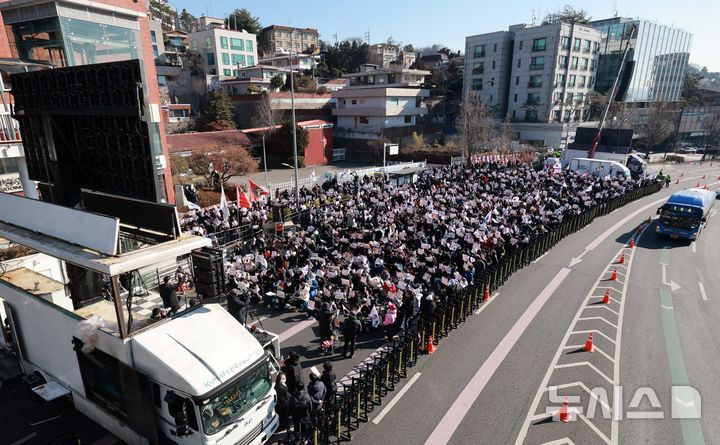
303, 126, 333, 166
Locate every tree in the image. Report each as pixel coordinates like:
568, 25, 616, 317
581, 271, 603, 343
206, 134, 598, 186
637, 103, 677, 153
681, 72, 703, 106
269, 74, 285, 90
169, 154, 190, 183
266, 121, 310, 167
543, 5, 591, 24
605, 102, 635, 129
201, 89, 236, 130
178, 9, 197, 33
283, 73, 316, 92
586, 91, 608, 121
703, 111, 720, 151
225, 9, 261, 34
457, 91, 494, 156
521, 96, 544, 122
189, 147, 258, 188
251, 94, 281, 130
499, 116, 513, 152
403, 44, 415, 53
321, 39, 370, 78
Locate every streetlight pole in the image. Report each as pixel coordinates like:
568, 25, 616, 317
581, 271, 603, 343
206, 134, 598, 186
290, 30, 300, 208
262, 134, 269, 190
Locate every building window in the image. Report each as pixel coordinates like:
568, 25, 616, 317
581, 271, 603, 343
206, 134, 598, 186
570, 57, 578, 70
530, 56, 544, 70
474, 45, 485, 58
233, 69, 240, 76
230, 38, 245, 50
472, 62, 484, 74
573, 38, 581, 51
528, 74, 542, 88
404, 115, 412, 124
518, 40, 523, 50
556, 74, 566, 86
575, 92, 584, 104
222, 53, 230, 65
205, 37, 213, 48
359, 116, 369, 124
517, 59, 521, 68
152, 45, 158, 57
220, 36, 228, 49
580, 58, 589, 71
561, 36, 570, 50
246, 40, 254, 51
150, 31, 157, 43
532, 38, 546, 52
527, 93, 541, 105
207, 52, 215, 65
515, 76, 519, 85
554, 110, 562, 122
559, 55, 568, 68
512, 110, 516, 120
592, 42, 599, 53
231, 53, 246, 66
492, 60, 496, 69
553, 92, 563, 103
388, 97, 399, 106
588, 76, 594, 87
566, 92, 574, 104
224, 69, 231, 76
157, 75, 166, 86
578, 75, 586, 87
472, 79, 483, 90
247, 56, 255, 66
276, 31, 282, 38
490, 94, 493, 102
514, 93, 518, 103
190, 39, 197, 50
493, 43, 497, 52
351, 99, 357, 105
583, 40, 591, 53
568, 75, 576, 87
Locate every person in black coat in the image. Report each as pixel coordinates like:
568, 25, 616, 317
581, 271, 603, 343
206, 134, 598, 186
282, 351, 305, 395
291, 387, 312, 438
226, 289, 247, 325
320, 361, 337, 400
341, 312, 362, 358
274, 372, 291, 430
159, 276, 180, 314
316, 301, 334, 342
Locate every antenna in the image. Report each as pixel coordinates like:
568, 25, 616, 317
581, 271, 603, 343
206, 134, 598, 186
364, 29, 370, 45
612, 0, 618, 17
332, 33, 338, 45
531, 9, 536, 25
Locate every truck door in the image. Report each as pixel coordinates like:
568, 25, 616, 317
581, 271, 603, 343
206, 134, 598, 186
118, 362, 160, 444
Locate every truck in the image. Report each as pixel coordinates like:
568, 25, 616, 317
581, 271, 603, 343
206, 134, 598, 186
562, 149, 646, 179
567, 158, 631, 179
0, 192, 280, 445
656, 188, 715, 240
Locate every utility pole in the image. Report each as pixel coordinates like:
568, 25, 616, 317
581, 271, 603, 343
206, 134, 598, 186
290, 30, 300, 208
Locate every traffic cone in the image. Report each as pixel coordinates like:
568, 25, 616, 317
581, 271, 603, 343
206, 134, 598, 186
618, 253, 625, 265
610, 269, 617, 281
583, 333, 594, 352
696, 181, 700, 187
484, 287, 490, 301
629, 238, 635, 248
559, 396, 570, 423
601, 289, 610, 304
427, 336, 437, 354
717, 176, 720, 180
704, 184, 709, 190
703, 174, 706, 179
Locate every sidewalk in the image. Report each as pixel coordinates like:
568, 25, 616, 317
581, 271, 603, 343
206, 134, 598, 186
226, 162, 375, 189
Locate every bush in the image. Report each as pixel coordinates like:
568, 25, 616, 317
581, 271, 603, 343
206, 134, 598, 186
196, 189, 221, 208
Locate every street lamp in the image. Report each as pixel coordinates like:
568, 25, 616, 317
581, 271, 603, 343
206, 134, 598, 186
289, 30, 300, 209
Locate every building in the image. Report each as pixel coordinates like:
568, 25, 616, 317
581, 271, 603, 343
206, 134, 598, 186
258, 25, 319, 57
465, 22, 602, 124
590, 18, 692, 103
332, 66, 430, 134
243, 119, 334, 166
147, 0, 178, 32
188, 17, 258, 77
216, 64, 284, 95
368, 43, 416, 69
0, 0, 175, 202
258, 51, 321, 73
230, 91, 335, 127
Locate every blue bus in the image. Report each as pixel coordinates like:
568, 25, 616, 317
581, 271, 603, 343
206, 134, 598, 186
656, 188, 715, 240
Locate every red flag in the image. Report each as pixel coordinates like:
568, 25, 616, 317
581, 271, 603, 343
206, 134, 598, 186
249, 180, 269, 196
235, 186, 241, 208
249, 187, 258, 203
238, 191, 252, 208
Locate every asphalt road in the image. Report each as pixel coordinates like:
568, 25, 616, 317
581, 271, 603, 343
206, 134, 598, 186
332, 161, 720, 445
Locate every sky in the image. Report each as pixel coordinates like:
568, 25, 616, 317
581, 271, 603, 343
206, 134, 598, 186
173, 0, 720, 72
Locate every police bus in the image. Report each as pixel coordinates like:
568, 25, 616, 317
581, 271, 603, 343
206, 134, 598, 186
656, 188, 715, 240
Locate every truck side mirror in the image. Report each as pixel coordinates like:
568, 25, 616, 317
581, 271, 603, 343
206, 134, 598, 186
165, 391, 190, 437
656, 206, 663, 215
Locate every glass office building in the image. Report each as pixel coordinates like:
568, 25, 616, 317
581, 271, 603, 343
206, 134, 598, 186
592, 18, 692, 103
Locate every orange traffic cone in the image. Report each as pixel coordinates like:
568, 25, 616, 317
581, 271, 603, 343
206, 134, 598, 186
696, 181, 700, 187
610, 269, 617, 281
717, 176, 720, 180
583, 333, 594, 352
618, 253, 625, 265
427, 336, 437, 354
559, 396, 570, 423
601, 289, 610, 304
485, 287, 491, 301
629, 239, 635, 248
704, 184, 709, 190
703, 174, 706, 179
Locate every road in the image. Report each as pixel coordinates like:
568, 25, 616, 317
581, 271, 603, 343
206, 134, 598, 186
321, 161, 720, 445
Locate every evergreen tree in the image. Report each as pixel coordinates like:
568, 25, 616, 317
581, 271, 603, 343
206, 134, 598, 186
202, 90, 236, 131
226, 9, 262, 33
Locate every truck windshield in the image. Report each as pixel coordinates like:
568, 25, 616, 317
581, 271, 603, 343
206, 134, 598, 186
199, 359, 271, 435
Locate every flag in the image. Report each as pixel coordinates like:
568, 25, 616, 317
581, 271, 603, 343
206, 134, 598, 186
310, 170, 318, 182
249, 187, 259, 203
249, 179, 269, 196
186, 201, 201, 210
220, 183, 229, 222
482, 209, 493, 234
238, 191, 252, 208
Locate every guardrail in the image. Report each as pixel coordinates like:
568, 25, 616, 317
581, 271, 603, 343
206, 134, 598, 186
299, 180, 663, 445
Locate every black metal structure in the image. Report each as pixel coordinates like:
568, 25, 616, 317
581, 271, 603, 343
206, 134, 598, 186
11, 60, 158, 206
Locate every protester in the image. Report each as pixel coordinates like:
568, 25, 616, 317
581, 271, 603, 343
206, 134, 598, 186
159, 276, 180, 314
320, 361, 337, 400
226, 288, 247, 324
307, 373, 326, 411
291, 387, 312, 438
341, 310, 362, 358
274, 372, 291, 431
383, 303, 397, 342
282, 351, 305, 395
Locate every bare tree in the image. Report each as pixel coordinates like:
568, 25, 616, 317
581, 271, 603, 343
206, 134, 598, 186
637, 103, 677, 154
605, 102, 635, 129
189, 147, 258, 189
543, 5, 592, 24
251, 94, 281, 132
457, 91, 494, 156
703, 110, 720, 154
499, 115, 513, 153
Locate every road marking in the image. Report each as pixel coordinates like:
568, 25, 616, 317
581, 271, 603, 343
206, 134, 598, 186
661, 264, 681, 292
554, 362, 613, 385
278, 319, 316, 343
372, 372, 422, 424
660, 290, 706, 445
569, 249, 589, 267
699, 282, 708, 301
474, 292, 499, 315
691, 241, 696, 253
540, 439, 577, 445
577, 316, 618, 329
424, 267, 572, 445
585, 196, 667, 251
10, 434, 38, 445
662, 304, 674, 310
533, 252, 549, 263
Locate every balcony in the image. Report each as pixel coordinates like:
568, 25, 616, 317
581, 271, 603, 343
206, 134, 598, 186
528, 82, 543, 88
529, 64, 545, 71
0, 113, 21, 144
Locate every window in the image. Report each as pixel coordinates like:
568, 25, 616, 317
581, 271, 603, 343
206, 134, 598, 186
527, 93, 541, 105
570, 56, 578, 69
553, 92, 563, 103
222, 53, 230, 65
472, 62, 484, 74
231, 54, 245, 66
580, 58, 589, 71
492, 61, 496, 69
532, 38, 546, 52
150, 31, 157, 43
157, 75, 166, 86
528, 74, 542, 88
573, 38, 581, 51
404, 115, 412, 124
559, 55, 568, 68
223, 69, 231, 76
388, 97, 399, 106
588, 76, 594, 88
530, 56, 544, 70
561, 36, 570, 50
518, 40, 523, 50
493, 43, 497, 52
554, 110, 562, 122
566, 92, 574, 104
276, 31, 282, 38
517, 59, 521, 68
515, 76, 519, 85
152, 45, 158, 57
472, 79, 483, 90
190, 39, 197, 50
207, 52, 215, 65
247, 55, 255, 66
591, 59, 596, 70
568, 75, 576, 87
205, 37, 213, 48
592, 42, 599, 53
575, 93, 584, 104
220, 36, 228, 49
474, 45, 485, 57
564, 110, 571, 121
351, 99, 357, 105
583, 40, 591, 53
359, 116, 369, 124
578, 75, 586, 87
556, 74, 566, 86
230, 38, 245, 50
514, 93, 518, 103
233, 69, 240, 76
246, 40, 254, 51
490, 94, 493, 102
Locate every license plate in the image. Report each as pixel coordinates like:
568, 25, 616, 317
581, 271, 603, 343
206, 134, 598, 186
670, 234, 679, 239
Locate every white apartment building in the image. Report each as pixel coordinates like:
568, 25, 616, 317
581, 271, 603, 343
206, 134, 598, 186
465, 22, 602, 124
188, 17, 258, 78
332, 67, 430, 133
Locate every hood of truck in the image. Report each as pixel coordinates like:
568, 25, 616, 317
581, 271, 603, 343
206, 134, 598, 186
131, 304, 264, 397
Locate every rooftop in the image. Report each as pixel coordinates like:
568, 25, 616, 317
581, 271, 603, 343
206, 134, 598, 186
343, 67, 431, 78
166, 130, 253, 154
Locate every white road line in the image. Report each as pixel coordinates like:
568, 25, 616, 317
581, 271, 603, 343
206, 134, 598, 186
572, 329, 617, 344
584, 305, 620, 317
10, 433, 38, 445
474, 292, 499, 315
554, 362, 613, 385
691, 241, 696, 253
540, 437, 577, 445
533, 252, 549, 263
372, 372, 422, 424
577, 317, 618, 329
699, 282, 708, 301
